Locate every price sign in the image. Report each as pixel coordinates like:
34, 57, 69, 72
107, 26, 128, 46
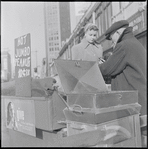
15, 33, 31, 97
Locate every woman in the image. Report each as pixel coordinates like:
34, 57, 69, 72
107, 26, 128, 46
72, 23, 104, 62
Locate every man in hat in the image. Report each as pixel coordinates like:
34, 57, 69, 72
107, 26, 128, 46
72, 23, 104, 62
99, 20, 146, 116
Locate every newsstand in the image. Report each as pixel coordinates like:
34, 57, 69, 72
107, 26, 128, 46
53, 59, 142, 147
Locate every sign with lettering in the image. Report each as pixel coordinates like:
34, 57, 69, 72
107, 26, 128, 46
128, 11, 144, 35
5, 98, 36, 137
15, 33, 31, 97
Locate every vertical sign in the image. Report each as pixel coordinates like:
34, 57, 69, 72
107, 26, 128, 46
5, 98, 36, 137
15, 33, 31, 97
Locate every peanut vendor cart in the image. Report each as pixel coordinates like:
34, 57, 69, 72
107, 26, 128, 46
1, 59, 146, 147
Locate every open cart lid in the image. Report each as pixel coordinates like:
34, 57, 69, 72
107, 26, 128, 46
54, 59, 108, 94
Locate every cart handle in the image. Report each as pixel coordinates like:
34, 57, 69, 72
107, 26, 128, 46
71, 104, 84, 115
71, 125, 86, 130
103, 125, 131, 141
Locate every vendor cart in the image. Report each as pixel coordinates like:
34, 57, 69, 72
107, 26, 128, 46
1, 59, 146, 147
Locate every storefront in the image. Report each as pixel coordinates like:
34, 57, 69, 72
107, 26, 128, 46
128, 7, 147, 49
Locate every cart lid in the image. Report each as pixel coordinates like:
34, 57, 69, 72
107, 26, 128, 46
54, 59, 108, 94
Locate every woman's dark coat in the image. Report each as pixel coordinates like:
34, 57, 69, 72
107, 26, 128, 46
99, 27, 147, 115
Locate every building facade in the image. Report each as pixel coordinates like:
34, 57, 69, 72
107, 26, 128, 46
44, 2, 71, 76
58, 2, 147, 61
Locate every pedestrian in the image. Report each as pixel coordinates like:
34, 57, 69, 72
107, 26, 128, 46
72, 23, 104, 62
99, 20, 146, 116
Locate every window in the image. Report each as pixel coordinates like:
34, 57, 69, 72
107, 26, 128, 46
104, 3, 112, 30
95, 5, 102, 37
105, 7, 108, 31
103, 10, 107, 32
107, 4, 112, 27
100, 13, 103, 35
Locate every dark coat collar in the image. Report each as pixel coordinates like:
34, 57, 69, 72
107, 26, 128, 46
117, 27, 134, 43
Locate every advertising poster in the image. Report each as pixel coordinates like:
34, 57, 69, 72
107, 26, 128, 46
5, 98, 36, 137
15, 33, 31, 97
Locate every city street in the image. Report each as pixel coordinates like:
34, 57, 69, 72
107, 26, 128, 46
1, 1, 147, 147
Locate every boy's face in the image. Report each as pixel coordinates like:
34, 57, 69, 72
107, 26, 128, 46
85, 29, 98, 44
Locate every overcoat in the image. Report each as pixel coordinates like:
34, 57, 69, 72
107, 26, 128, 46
99, 27, 146, 115
72, 38, 103, 61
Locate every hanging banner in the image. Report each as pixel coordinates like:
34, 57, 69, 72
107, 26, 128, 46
15, 33, 31, 97
5, 98, 36, 137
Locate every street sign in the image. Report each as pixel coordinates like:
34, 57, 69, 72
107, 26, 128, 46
15, 33, 31, 97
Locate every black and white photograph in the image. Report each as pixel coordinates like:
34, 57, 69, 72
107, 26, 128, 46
1, 1, 147, 147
